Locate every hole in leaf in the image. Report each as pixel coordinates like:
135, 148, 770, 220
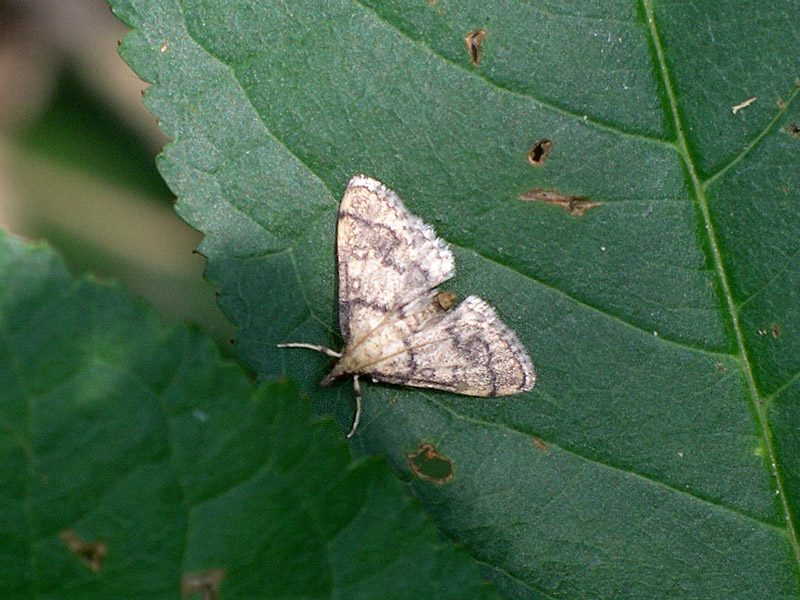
464, 29, 486, 66
527, 139, 553, 165
406, 443, 454, 485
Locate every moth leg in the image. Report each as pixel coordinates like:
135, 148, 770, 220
346, 375, 362, 439
277, 342, 342, 358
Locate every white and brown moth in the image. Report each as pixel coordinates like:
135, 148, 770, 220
280, 175, 535, 437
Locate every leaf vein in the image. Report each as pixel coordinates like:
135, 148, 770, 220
418, 388, 783, 531
350, 0, 674, 147
641, 0, 800, 573
449, 238, 733, 359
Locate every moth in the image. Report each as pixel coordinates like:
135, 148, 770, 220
280, 175, 535, 437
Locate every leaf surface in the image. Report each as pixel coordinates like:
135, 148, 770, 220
111, 0, 800, 597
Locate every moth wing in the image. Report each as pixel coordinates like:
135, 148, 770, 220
335, 175, 455, 346
366, 296, 536, 396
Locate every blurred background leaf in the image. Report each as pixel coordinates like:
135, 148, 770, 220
0, 0, 234, 343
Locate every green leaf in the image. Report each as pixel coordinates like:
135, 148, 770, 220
0, 230, 500, 599
110, 0, 800, 597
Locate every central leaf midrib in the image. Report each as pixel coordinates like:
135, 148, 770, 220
640, 0, 800, 572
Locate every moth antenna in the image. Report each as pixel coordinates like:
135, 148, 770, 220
277, 342, 342, 358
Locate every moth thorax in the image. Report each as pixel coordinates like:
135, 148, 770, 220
345, 340, 383, 368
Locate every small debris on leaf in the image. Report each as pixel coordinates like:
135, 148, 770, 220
732, 96, 756, 114
59, 530, 108, 573
182, 569, 226, 600
532, 437, 550, 452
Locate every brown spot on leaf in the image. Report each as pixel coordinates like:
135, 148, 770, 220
406, 443, 454, 485
435, 291, 457, 311
518, 189, 600, 216
464, 29, 486, 66
772, 323, 781, 338
526, 139, 553, 165
59, 530, 108, 573
782, 123, 800, 137
182, 569, 226, 600
532, 437, 550, 452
